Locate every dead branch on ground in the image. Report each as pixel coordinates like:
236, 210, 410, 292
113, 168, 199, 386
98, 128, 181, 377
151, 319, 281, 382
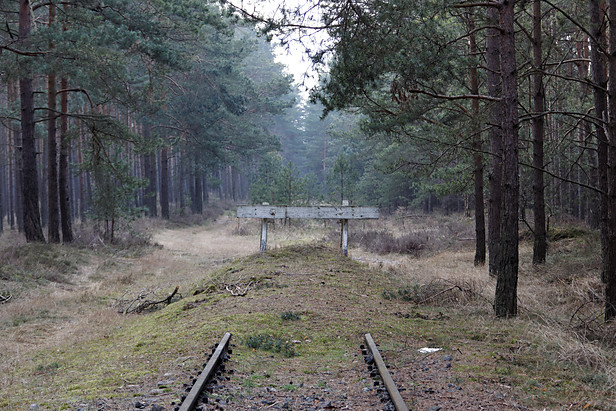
114, 286, 181, 314
0, 291, 11, 304
225, 280, 256, 296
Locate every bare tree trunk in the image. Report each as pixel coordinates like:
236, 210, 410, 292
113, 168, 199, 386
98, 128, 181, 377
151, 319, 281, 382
467, 14, 485, 266
486, 5, 502, 277
217, 167, 223, 201
589, 0, 609, 283
9, 82, 23, 232
59, 77, 73, 242
203, 172, 209, 205
19, 0, 45, 242
605, 0, 616, 321
194, 171, 203, 214
8, 126, 15, 229
143, 124, 157, 217
495, 0, 519, 318
47, 3, 60, 242
532, 0, 546, 264
160, 147, 170, 219
179, 145, 186, 211
77, 129, 87, 223
0, 124, 4, 233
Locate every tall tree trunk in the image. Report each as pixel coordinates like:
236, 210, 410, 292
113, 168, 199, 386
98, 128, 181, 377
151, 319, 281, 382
495, 0, 519, 318
604, 0, 616, 321
47, 3, 60, 243
203, 172, 209, 205
0, 127, 3, 233
194, 170, 203, 214
8, 127, 15, 229
179, 144, 186, 211
9, 82, 23, 232
532, 0, 547, 264
589, 0, 609, 283
467, 14, 485, 266
59, 77, 73, 242
160, 147, 170, 219
486, 5, 503, 277
19, 0, 45, 243
218, 168, 223, 201
143, 124, 157, 217
589, 136, 600, 229
77, 129, 87, 223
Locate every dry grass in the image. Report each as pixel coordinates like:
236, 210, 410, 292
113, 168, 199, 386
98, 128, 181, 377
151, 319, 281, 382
353, 213, 616, 400
0, 209, 614, 409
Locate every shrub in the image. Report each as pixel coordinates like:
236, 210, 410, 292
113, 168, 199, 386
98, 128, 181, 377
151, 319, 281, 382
280, 311, 301, 321
244, 334, 296, 357
355, 230, 423, 255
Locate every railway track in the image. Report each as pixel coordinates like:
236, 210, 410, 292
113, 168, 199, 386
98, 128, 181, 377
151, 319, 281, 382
362, 333, 409, 411
176, 332, 409, 411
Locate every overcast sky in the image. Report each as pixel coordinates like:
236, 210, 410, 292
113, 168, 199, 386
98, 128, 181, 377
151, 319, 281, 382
241, 0, 329, 98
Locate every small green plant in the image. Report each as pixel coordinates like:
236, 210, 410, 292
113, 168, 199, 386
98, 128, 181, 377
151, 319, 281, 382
34, 362, 59, 375
244, 334, 296, 357
280, 311, 301, 321
382, 285, 422, 302
282, 383, 298, 392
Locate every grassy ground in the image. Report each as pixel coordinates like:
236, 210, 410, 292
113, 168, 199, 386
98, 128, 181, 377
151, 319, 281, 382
0, 212, 614, 410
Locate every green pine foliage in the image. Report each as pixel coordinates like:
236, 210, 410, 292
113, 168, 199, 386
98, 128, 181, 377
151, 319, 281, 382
250, 153, 314, 205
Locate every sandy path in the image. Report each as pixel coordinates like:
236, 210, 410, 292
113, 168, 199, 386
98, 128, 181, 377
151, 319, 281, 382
153, 216, 259, 259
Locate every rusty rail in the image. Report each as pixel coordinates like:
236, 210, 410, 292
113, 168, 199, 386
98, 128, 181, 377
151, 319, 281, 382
364, 333, 409, 411
178, 332, 231, 411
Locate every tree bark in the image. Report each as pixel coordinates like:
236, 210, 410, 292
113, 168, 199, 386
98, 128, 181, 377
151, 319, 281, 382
604, 0, 616, 321
531, 0, 546, 264
143, 124, 157, 217
9, 82, 24, 232
59, 77, 73, 242
194, 170, 203, 214
0, 126, 4, 233
486, 5, 503, 277
589, 0, 609, 283
19, 0, 45, 243
77, 128, 87, 223
467, 14, 485, 266
160, 147, 170, 219
203, 172, 209, 205
494, 0, 519, 318
47, 3, 60, 243
179, 145, 186, 211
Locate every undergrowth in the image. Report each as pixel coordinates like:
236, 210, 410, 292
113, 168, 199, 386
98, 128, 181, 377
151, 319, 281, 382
355, 230, 423, 255
244, 334, 296, 357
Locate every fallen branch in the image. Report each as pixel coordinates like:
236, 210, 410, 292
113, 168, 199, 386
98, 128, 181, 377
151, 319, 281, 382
225, 281, 255, 296
0, 291, 12, 304
115, 286, 181, 314
415, 285, 460, 305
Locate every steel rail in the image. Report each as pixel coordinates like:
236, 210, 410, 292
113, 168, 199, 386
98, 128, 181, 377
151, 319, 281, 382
179, 332, 231, 411
364, 333, 409, 411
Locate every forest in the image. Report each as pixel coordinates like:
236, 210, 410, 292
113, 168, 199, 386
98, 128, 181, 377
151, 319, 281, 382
0, 0, 615, 321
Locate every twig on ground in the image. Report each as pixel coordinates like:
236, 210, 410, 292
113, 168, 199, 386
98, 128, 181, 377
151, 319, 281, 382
415, 285, 460, 305
114, 286, 181, 314
225, 281, 255, 296
0, 291, 12, 304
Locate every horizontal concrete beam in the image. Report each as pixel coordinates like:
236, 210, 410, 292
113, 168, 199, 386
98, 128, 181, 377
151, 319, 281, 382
237, 205, 379, 220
